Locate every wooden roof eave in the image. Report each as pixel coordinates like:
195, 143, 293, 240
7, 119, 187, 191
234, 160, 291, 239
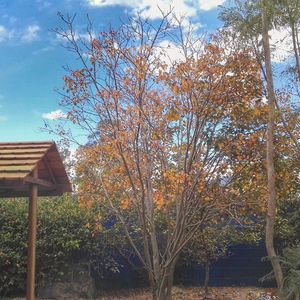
0, 141, 72, 197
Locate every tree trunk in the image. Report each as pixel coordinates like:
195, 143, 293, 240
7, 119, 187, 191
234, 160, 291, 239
166, 261, 176, 299
204, 259, 210, 297
261, 3, 284, 289
152, 277, 168, 300
151, 261, 177, 300
291, 23, 300, 81
295, 26, 300, 59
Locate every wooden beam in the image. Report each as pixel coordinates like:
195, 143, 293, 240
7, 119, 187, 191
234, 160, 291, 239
24, 176, 54, 188
26, 167, 38, 300
43, 157, 57, 184
0, 189, 67, 198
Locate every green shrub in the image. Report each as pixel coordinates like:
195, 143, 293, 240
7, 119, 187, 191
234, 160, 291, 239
280, 246, 300, 300
0, 195, 118, 296
260, 246, 300, 300
0, 198, 28, 296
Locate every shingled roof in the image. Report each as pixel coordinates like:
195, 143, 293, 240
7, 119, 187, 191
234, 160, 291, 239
0, 141, 72, 197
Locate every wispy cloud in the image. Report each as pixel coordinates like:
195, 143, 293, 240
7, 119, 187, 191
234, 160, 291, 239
42, 109, 67, 120
0, 23, 41, 44
33, 45, 55, 55
0, 116, 8, 122
1, 14, 17, 24
55, 29, 95, 44
21, 25, 40, 43
0, 25, 14, 42
35, 0, 52, 10
0, 101, 6, 121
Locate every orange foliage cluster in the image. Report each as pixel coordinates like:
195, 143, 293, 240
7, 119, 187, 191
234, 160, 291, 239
69, 32, 270, 217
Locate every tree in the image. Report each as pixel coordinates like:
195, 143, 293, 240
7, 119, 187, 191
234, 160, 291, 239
219, 0, 300, 290
261, 0, 284, 288
51, 12, 264, 299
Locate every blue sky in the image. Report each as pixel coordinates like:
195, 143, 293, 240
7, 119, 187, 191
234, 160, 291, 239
0, 0, 227, 144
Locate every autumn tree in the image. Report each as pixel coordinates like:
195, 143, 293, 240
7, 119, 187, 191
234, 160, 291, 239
51, 12, 264, 299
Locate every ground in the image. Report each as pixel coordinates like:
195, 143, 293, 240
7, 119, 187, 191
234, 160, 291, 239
6, 287, 277, 300
97, 287, 277, 300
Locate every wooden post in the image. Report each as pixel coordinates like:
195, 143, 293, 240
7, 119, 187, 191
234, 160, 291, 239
26, 167, 38, 300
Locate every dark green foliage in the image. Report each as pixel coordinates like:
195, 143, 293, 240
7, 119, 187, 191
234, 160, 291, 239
219, 0, 262, 40
261, 246, 300, 300
280, 246, 300, 300
261, 197, 300, 296
0, 195, 118, 296
275, 196, 300, 249
0, 198, 27, 296
180, 222, 262, 267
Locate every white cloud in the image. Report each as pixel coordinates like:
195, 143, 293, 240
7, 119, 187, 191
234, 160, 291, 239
42, 109, 67, 120
153, 35, 204, 70
0, 25, 14, 42
157, 40, 185, 66
269, 27, 292, 63
21, 25, 40, 43
82, 0, 226, 25
199, 0, 225, 11
139, 0, 196, 20
85, 0, 223, 20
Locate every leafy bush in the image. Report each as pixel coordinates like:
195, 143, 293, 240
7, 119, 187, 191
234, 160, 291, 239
280, 246, 300, 300
0, 195, 118, 296
260, 246, 300, 300
275, 197, 300, 249
0, 197, 28, 295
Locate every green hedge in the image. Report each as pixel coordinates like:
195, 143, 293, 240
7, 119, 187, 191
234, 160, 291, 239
0, 195, 117, 296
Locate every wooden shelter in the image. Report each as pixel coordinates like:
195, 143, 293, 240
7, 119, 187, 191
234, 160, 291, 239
0, 141, 72, 300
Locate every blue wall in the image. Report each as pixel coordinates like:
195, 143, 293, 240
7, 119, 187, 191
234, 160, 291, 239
176, 243, 274, 286
95, 243, 274, 289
